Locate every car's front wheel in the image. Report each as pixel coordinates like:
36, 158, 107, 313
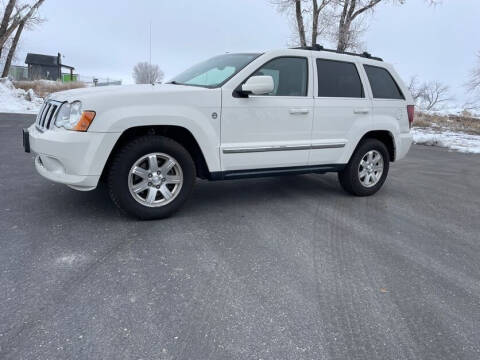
338, 138, 390, 196
107, 135, 195, 220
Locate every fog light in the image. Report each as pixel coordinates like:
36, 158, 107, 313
39, 155, 65, 175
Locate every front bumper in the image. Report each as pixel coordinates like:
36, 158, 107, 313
26, 124, 121, 191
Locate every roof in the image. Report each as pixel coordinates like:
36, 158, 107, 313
25, 53, 75, 70
25, 53, 58, 66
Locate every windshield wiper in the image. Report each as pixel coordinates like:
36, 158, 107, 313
167, 81, 209, 88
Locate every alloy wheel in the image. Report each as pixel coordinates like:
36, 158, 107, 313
358, 150, 384, 188
128, 152, 183, 207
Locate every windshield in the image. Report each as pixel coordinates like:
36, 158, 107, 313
169, 53, 260, 88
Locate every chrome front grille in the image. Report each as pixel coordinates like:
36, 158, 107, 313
35, 100, 62, 131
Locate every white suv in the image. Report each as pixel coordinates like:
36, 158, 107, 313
23, 47, 414, 219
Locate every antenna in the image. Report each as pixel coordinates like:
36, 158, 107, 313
149, 21, 152, 66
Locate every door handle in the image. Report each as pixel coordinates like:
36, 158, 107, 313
289, 108, 310, 115
353, 108, 370, 114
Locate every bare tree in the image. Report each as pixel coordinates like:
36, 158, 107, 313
408, 76, 452, 111
0, 0, 45, 57
271, 0, 382, 49
1, 9, 43, 77
133, 62, 164, 84
418, 81, 451, 111
0, 0, 17, 58
334, 0, 441, 51
293, 0, 306, 46
271, 0, 332, 47
311, 0, 332, 45
270, 0, 305, 46
407, 76, 424, 104
467, 52, 480, 93
335, 0, 383, 51
462, 52, 480, 110
270, 0, 441, 51
1, 18, 24, 77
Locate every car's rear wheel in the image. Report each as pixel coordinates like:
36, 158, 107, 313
338, 138, 389, 196
107, 135, 195, 219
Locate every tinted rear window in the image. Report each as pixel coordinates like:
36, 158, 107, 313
316, 59, 364, 98
364, 65, 404, 99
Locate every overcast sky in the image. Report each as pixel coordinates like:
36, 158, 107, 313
16, 0, 480, 103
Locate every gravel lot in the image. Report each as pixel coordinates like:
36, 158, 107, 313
1, 114, 480, 360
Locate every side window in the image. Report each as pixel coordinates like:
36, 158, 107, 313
252, 57, 308, 96
316, 59, 364, 98
364, 65, 404, 100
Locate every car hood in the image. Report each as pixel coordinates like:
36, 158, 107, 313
46, 83, 222, 130
47, 83, 209, 104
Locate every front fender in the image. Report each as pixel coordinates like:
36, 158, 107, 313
87, 96, 222, 172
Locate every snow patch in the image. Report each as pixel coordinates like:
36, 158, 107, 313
412, 128, 480, 154
0, 78, 43, 114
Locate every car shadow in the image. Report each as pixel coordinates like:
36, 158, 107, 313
38, 173, 347, 221
179, 173, 348, 216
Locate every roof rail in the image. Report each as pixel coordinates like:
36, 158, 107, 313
292, 44, 383, 61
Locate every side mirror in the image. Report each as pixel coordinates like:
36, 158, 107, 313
241, 75, 274, 96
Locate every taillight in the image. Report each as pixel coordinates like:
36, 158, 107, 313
407, 105, 415, 129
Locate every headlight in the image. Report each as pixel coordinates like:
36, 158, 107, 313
55, 101, 96, 132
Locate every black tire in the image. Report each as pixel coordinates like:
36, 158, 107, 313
338, 138, 390, 196
107, 135, 195, 220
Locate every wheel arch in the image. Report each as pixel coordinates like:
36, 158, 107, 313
353, 130, 396, 162
101, 125, 211, 182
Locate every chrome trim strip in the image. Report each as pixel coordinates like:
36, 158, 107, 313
311, 143, 346, 150
36, 102, 47, 125
39, 103, 51, 128
223, 143, 345, 154
35, 100, 63, 131
223, 144, 309, 154
43, 105, 54, 128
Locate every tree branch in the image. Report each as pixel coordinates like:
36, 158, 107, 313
295, 0, 307, 47
0, 0, 17, 37
0, 0, 45, 48
351, 0, 383, 20
1, 18, 25, 77
311, 0, 331, 45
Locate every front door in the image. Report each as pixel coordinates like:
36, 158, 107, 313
220, 56, 314, 171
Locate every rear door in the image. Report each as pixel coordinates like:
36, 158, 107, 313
310, 58, 371, 165
363, 64, 408, 133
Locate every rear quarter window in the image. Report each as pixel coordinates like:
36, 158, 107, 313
364, 65, 404, 100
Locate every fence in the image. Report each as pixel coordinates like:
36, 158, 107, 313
8, 65, 122, 86
76, 75, 122, 87
8, 65, 28, 81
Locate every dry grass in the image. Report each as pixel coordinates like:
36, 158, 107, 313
413, 111, 480, 135
13, 80, 86, 98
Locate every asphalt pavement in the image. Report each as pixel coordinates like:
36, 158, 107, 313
1, 114, 479, 360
